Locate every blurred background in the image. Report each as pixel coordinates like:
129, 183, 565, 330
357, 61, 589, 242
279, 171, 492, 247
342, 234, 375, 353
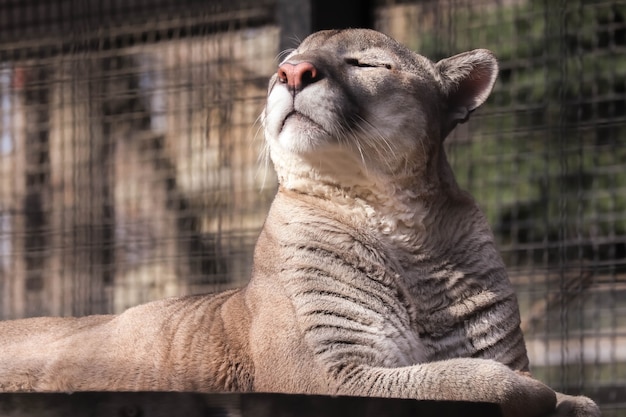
0, 0, 624, 414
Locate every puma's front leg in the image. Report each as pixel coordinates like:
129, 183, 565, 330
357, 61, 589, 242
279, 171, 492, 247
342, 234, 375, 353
333, 358, 557, 417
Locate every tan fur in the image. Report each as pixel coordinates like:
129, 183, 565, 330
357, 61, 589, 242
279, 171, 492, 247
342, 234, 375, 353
0, 29, 599, 417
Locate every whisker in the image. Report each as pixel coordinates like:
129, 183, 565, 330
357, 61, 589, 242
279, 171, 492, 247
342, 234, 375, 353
351, 116, 397, 173
251, 109, 274, 190
336, 120, 369, 172
276, 48, 296, 63
357, 115, 396, 155
289, 35, 302, 47
255, 140, 273, 191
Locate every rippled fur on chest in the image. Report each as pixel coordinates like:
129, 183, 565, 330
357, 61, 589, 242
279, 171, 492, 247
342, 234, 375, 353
254, 191, 425, 369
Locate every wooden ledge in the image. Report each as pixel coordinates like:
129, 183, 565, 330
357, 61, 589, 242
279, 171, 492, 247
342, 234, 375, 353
0, 391, 502, 417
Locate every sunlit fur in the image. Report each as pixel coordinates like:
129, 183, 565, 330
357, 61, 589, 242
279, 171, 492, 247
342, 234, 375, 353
0, 29, 599, 417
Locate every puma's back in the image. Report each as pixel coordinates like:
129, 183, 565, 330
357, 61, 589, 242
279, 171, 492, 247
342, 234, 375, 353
0, 290, 254, 392
0, 28, 599, 417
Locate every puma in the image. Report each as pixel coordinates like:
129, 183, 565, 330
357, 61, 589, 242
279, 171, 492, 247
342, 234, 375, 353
0, 29, 599, 417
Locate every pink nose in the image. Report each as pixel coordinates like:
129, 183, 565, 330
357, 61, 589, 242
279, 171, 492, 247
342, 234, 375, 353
277, 62, 319, 90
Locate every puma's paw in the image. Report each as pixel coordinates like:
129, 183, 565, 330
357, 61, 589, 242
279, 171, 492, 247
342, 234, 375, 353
552, 393, 601, 417
499, 371, 557, 417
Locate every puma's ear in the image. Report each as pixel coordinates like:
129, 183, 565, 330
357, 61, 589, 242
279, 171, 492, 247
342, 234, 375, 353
436, 49, 498, 127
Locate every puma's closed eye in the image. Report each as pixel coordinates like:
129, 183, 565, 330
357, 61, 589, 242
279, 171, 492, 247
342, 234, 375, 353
345, 58, 392, 69
345, 58, 369, 67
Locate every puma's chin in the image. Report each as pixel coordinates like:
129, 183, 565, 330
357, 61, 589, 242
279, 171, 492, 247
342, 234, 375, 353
277, 114, 334, 155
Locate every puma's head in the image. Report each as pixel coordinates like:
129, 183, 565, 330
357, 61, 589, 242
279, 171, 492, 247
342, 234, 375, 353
263, 29, 498, 194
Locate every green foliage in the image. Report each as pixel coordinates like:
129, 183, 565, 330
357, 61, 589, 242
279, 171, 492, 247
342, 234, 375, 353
411, 0, 626, 268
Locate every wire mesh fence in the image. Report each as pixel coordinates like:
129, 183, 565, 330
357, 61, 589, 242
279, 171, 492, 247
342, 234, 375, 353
0, 0, 624, 414
0, 0, 278, 317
